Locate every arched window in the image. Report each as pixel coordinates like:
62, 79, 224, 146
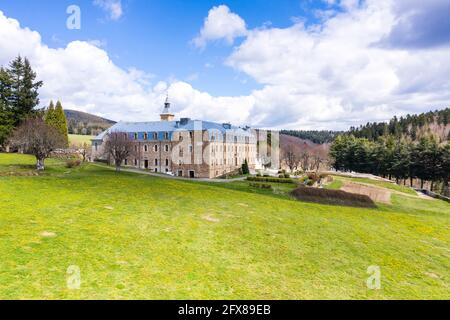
154, 145, 158, 152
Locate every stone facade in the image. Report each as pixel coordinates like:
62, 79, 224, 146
91, 102, 257, 179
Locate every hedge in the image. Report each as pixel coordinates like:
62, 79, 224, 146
247, 176, 295, 184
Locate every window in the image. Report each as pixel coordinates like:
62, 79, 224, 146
144, 133, 148, 140
134, 133, 138, 140
154, 145, 158, 152
164, 132, 169, 140
134, 159, 138, 166
189, 145, 193, 153
165, 145, 169, 152
144, 145, 148, 152
165, 168, 169, 173
189, 131, 193, 139
153, 132, 157, 140
165, 159, 169, 166
94, 142, 98, 151
155, 168, 158, 173
155, 159, 158, 166
124, 159, 128, 165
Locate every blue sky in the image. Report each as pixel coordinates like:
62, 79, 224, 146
0, 0, 329, 96
0, 0, 449, 129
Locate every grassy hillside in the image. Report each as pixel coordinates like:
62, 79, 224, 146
0, 153, 449, 299
69, 134, 95, 147
65, 109, 115, 136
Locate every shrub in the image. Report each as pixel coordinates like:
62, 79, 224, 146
291, 186, 376, 208
256, 173, 262, 177
284, 173, 290, 178
307, 172, 320, 182
278, 174, 285, 178
247, 176, 294, 184
249, 182, 273, 190
66, 159, 81, 168
263, 174, 270, 177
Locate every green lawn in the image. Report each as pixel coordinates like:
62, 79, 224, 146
69, 134, 94, 147
0, 153, 449, 299
330, 175, 417, 196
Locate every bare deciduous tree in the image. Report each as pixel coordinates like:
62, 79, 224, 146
312, 154, 324, 172
9, 117, 66, 170
300, 151, 311, 171
103, 131, 134, 172
283, 144, 298, 172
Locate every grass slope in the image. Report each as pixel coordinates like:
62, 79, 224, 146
0, 153, 449, 299
69, 134, 95, 147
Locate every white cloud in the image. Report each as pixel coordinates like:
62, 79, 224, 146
93, 0, 123, 21
1, 1, 450, 131
0, 11, 251, 125
224, 0, 450, 128
193, 5, 247, 48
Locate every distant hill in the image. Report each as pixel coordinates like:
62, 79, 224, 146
280, 130, 342, 144
280, 134, 331, 170
65, 110, 116, 136
349, 108, 449, 143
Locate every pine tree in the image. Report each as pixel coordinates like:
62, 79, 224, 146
0, 68, 14, 146
7, 56, 43, 124
44, 100, 56, 126
55, 101, 69, 147
242, 159, 250, 175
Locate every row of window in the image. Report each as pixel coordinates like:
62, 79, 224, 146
135, 144, 171, 153
126, 158, 170, 166
131, 131, 254, 143
134, 132, 170, 140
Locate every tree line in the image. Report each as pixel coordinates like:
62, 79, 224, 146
330, 134, 450, 196
280, 130, 341, 144
349, 108, 450, 142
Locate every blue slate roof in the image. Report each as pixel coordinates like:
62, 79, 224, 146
92, 119, 254, 141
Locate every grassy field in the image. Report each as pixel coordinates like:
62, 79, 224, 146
0, 153, 449, 299
331, 175, 417, 196
68, 134, 95, 147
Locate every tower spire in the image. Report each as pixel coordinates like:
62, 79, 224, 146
160, 91, 175, 121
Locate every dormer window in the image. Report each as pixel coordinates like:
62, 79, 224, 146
164, 132, 169, 140
134, 133, 138, 140
144, 133, 148, 140
153, 132, 158, 140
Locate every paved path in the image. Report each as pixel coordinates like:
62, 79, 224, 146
91, 163, 247, 183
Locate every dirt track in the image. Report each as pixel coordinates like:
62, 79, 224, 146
341, 182, 392, 204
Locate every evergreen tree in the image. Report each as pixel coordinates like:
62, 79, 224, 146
55, 100, 69, 147
0, 68, 13, 146
242, 159, 250, 175
0, 100, 14, 147
44, 100, 56, 125
45, 100, 68, 147
7, 56, 43, 124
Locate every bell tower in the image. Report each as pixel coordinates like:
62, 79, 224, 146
160, 93, 175, 121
